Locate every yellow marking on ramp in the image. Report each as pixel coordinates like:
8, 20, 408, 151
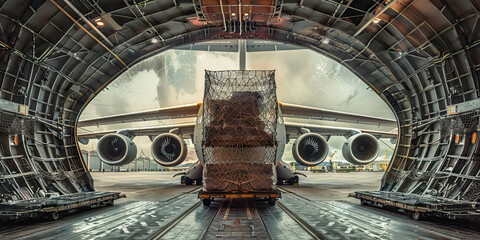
223, 199, 232, 220
245, 199, 252, 220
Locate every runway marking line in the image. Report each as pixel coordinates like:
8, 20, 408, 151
245, 199, 252, 220
223, 199, 232, 220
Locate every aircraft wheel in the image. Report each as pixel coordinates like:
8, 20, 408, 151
277, 178, 283, 185
203, 198, 211, 206
268, 198, 276, 206
289, 176, 299, 185
49, 212, 60, 221
411, 211, 423, 221
180, 176, 186, 185
185, 178, 193, 185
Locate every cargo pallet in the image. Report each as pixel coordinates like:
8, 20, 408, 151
0, 191, 125, 221
350, 191, 480, 221
199, 189, 281, 206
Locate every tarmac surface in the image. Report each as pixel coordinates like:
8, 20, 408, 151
91, 171, 197, 202
1, 171, 480, 239
91, 171, 384, 203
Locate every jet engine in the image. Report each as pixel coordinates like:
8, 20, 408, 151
97, 133, 137, 166
342, 133, 380, 165
292, 133, 329, 166
151, 133, 188, 166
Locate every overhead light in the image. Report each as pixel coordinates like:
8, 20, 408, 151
373, 18, 380, 23
99, 13, 122, 31
231, 13, 236, 16
94, 18, 104, 26
151, 38, 159, 44
455, 134, 461, 144
244, 13, 249, 16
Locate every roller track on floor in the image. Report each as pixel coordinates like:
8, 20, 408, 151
276, 201, 325, 240
150, 196, 325, 240
149, 201, 203, 240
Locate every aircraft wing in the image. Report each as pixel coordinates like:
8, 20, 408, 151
77, 103, 200, 128
78, 121, 395, 140
280, 103, 397, 127
77, 102, 396, 129
77, 121, 396, 145
77, 123, 196, 140
285, 122, 397, 139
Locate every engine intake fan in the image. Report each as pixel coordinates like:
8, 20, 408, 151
342, 133, 380, 165
151, 133, 187, 166
97, 133, 137, 166
292, 133, 329, 166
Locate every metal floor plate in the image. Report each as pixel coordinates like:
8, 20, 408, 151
2, 189, 480, 240
279, 191, 480, 239
0, 189, 201, 240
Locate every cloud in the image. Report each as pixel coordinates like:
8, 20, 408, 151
156, 50, 238, 107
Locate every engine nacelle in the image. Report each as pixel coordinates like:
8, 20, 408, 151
292, 133, 329, 166
151, 133, 188, 166
342, 133, 380, 165
97, 133, 137, 166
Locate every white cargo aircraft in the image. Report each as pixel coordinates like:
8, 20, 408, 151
78, 100, 397, 184
77, 40, 397, 187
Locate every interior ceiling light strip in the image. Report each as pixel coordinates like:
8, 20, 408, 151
353, 0, 399, 37
62, 0, 114, 47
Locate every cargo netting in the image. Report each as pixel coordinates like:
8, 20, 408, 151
202, 70, 278, 192
0, 110, 36, 137
439, 111, 480, 137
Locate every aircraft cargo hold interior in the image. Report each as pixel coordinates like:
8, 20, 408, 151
0, 0, 479, 239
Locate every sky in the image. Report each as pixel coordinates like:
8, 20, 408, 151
78, 41, 396, 163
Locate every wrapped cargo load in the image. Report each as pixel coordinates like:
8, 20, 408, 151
202, 70, 278, 192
